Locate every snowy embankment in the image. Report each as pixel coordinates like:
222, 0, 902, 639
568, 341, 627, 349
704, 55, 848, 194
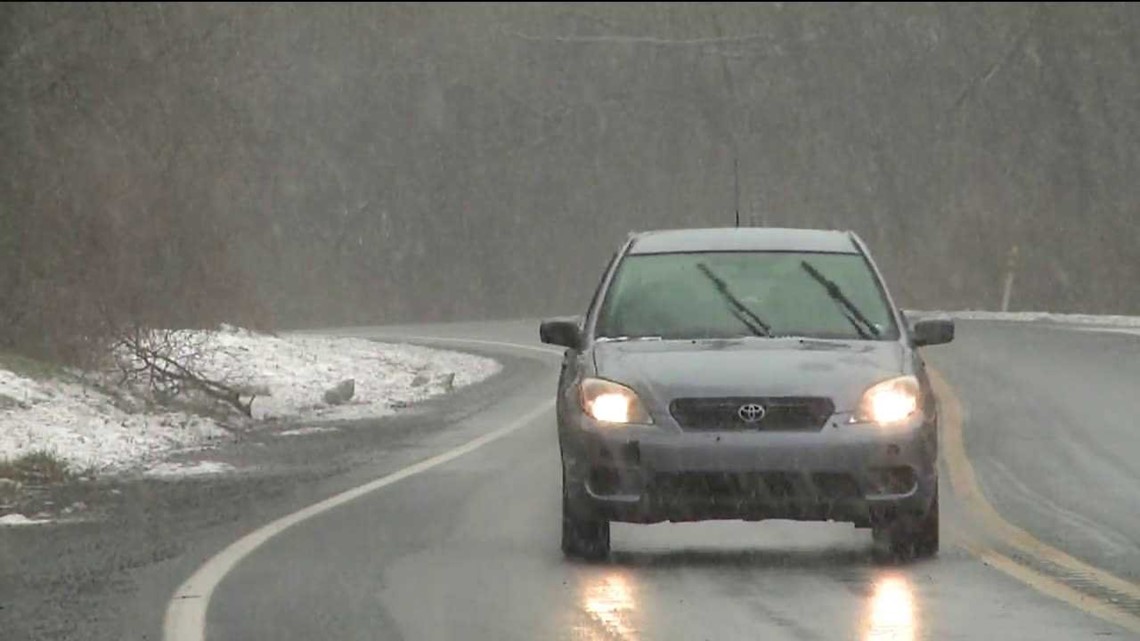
0, 328, 500, 474
911, 310, 1140, 327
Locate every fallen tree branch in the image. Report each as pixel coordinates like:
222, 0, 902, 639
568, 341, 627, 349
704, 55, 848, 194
114, 326, 254, 417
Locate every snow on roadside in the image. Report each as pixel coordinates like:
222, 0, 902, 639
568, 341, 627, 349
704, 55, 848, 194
144, 460, 236, 478
277, 426, 339, 437
0, 369, 51, 406
0, 375, 226, 472
191, 328, 501, 421
0, 513, 51, 526
908, 310, 1140, 327
0, 329, 500, 474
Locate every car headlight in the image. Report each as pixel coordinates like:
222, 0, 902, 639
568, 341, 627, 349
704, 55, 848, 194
579, 378, 653, 425
857, 375, 921, 425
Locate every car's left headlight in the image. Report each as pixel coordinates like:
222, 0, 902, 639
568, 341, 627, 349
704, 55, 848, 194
857, 375, 921, 425
579, 377, 653, 425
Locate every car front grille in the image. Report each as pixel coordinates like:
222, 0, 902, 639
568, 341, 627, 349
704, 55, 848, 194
669, 396, 834, 431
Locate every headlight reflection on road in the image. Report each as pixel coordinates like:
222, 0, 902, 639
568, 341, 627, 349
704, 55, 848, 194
580, 571, 639, 640
864, 574, 917, 641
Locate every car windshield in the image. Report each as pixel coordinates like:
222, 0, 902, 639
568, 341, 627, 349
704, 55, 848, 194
595, 251, 899, 341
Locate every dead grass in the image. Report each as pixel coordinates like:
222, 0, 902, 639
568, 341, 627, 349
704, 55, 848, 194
0, 450, 71, 484
0, 350, 70, 381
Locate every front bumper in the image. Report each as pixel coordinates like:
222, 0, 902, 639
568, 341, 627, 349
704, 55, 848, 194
561, 413, 937, 526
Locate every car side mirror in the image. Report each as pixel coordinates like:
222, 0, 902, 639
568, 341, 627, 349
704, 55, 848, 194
912, 318, 955, 347
539, 318, 582, 350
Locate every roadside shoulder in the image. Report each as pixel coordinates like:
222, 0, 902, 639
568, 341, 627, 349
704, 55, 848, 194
0, 339, 548, 641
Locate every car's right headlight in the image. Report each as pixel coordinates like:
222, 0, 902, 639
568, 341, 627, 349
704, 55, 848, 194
579, 377, 653, 425
856, 375, 921, 426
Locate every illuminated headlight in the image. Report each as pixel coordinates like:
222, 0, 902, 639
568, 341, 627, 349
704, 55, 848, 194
579, 378, 653, 425
857, 376, 921, 426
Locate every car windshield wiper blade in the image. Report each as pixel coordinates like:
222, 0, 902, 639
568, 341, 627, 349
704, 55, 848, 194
595, 335, 663, 343
800, 261, 881, 339
695, 263, 773, 338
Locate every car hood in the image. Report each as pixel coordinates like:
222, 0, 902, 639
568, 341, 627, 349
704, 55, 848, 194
592, 338, 906, 413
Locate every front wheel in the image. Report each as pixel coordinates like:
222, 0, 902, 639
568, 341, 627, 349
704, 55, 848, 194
872, 489, 939, 562
561, 477, 610, 560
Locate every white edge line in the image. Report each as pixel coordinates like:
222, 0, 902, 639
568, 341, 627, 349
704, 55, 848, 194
164, 338, 560, 641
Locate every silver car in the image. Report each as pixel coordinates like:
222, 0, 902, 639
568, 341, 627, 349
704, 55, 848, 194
540, 228, 954, 561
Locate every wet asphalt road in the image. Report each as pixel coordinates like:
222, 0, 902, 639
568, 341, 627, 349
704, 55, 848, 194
201, 320, 1140, 641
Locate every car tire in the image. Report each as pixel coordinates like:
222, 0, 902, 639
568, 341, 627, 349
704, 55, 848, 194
913, 489, 940, 558
561, 474, 610, 561
872, 487, 939, 562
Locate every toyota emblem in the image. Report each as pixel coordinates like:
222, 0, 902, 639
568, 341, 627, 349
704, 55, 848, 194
737, 403, 766, 423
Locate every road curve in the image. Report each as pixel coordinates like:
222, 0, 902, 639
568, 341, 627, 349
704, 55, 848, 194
185, 320, 1139, 640
926, 322, 1140, 589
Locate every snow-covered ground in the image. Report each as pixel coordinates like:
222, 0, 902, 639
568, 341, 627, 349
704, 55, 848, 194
0, 328, 500, 474
0, 513, 51, 526
277, 426, 338, 437
176, 327, 500, 422
909, 310, 1140, 327
0, 369, 225, 474
144, 460, 237, 478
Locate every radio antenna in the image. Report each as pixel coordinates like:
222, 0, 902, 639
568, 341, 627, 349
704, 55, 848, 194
733, 156, 741, 227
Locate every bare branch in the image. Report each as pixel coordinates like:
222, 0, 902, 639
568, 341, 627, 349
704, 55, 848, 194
114, 327, 254, 418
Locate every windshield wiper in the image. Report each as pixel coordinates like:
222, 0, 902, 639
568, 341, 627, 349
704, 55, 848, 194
800, 261, 881, 340
695, 263, 773, 338
595, 335, 663, 343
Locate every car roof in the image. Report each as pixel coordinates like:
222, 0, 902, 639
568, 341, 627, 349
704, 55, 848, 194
627, 227, 861, 255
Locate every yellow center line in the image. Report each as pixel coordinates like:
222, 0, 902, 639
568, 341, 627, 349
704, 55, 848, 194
932, 366, 1140, 634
